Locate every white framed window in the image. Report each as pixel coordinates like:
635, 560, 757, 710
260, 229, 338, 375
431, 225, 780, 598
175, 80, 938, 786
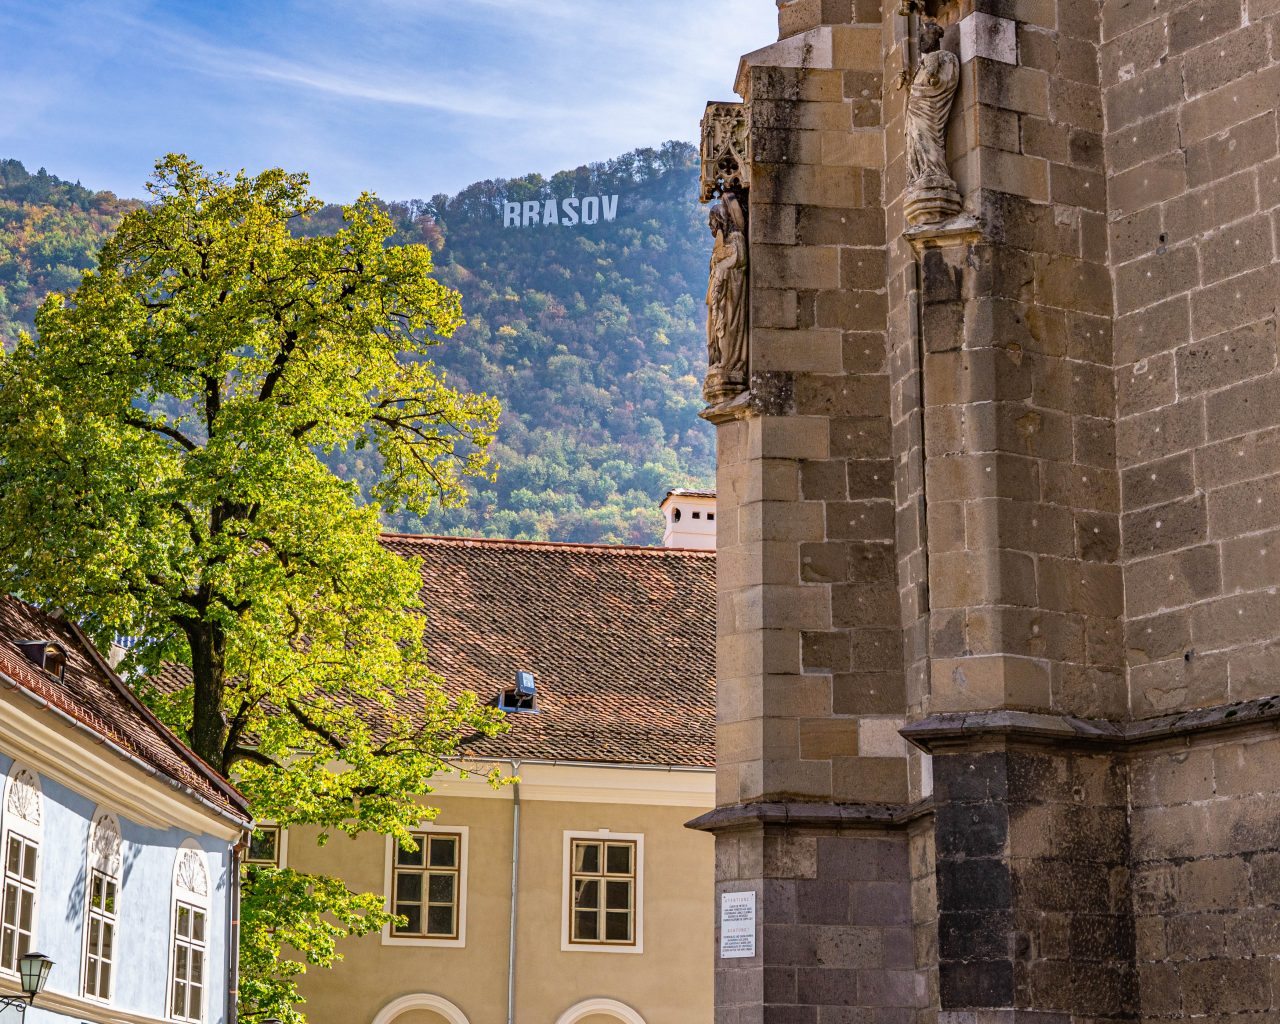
82, 811, 123, 1002
168, 841, 210, 1023
0, 766, 42, 975
84, 871, 118, 1000
382, 824, 468, 948
245, 824, 286, 868
561, 830, 644, 954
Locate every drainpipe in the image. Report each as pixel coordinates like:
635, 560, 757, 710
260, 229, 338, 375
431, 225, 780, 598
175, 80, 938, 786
227, 837, 246, 1024
506, 761, 521, 1024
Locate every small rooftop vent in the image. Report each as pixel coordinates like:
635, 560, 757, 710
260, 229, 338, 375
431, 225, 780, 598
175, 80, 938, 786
17, 641, 67, 682
498, 670, 538, 713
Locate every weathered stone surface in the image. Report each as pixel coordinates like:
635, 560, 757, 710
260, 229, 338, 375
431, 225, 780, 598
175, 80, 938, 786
701, 0, 1280, 1020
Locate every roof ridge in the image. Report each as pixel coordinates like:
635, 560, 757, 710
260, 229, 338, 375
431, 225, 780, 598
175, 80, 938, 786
379, 532, 716, 557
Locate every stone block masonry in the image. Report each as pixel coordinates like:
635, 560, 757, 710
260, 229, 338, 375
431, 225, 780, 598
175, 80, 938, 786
691, 0, 1280, 1021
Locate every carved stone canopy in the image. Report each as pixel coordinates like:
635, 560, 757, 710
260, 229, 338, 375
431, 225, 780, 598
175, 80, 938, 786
700, 102, 750, 203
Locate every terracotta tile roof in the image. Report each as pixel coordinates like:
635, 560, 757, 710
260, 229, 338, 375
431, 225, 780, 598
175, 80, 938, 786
380, 534, 716, 768
0, 596, 251, 824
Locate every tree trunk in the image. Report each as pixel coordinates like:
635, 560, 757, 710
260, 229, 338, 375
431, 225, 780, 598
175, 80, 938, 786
186, 621, 229, 772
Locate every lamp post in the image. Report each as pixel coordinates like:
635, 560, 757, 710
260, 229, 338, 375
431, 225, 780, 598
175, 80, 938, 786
0, 952, 53, 1018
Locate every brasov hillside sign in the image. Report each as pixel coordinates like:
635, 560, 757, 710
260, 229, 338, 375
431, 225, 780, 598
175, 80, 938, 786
503, 194, 620, 228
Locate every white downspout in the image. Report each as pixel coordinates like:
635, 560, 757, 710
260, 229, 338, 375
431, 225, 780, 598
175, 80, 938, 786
506, 760, 522, 1024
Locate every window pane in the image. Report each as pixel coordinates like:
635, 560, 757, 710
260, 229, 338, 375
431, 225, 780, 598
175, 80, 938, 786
426, 905, 454, 936
15, 931, 28, 960
573, 842, 600, 874
573, 878, 599, 910
396, 838, 424, 867
395, 873, 422, 903
6, 838, 18, 875
105, 880, 117, 915
20, 843, 34, 882
100, 961, 111, 998
175, 945, 188, 978
172, 979, 187, 1017
190, 983, 203, 1021
248, 828, 278, 864
3, 885, 15, 925
101, 921, 114, 960
177, 905, 190, 937
89, 917, 100, 948
606, 843, 633, 875
191, 950, 204, 986
394, 906, 421, 934
573, 909, 598, 941
19, 890, 32, 930
605, 911, 632, 942
1, 928, 12, 970
428, 837, 457, 868
605, 879, 631, 910
192, 910, 205, 943
427, 873, 454, 904
86, 958, 98, 995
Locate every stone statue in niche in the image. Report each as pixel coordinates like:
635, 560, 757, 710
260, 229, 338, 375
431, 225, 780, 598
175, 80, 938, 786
904, 20, 963, 226
703, 191, 748, 405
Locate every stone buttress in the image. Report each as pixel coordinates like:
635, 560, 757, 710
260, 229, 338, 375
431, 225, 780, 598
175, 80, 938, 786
691, 1, 1280, 1022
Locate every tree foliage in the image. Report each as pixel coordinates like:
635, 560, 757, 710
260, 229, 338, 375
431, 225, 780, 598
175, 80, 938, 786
0, 155, 505, 1021
313, 141, 715, 543
0, 159, 140, 346
0, 144, 716, 545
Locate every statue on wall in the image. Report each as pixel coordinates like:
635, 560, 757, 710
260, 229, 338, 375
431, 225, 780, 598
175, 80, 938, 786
704, 191, 748, 405
904, 21, 963, 226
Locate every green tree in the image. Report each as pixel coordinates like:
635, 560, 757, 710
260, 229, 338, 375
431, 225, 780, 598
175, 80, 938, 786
0, 155, 506, 1021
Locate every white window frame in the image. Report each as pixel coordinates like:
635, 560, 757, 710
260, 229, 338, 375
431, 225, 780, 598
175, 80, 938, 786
245, 823, 287, 868
81, 810, 123, 1003
560, 829, 644, 955
0, 765, 43, 977
381, 823, 468, 948
167, 840, 211, 1023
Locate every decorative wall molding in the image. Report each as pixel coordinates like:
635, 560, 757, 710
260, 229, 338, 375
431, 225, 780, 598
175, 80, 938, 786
902, 694, 1280, 754
699, 102, 750, 203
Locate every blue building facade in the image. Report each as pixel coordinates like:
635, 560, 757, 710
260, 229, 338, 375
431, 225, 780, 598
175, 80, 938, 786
0, 598, 251, 1024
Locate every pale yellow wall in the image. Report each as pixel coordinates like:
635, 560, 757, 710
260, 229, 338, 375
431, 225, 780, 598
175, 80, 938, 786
289, 776, 714, 1024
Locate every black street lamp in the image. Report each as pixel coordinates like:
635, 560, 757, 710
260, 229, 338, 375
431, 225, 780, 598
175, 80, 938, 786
0, 952, 53, 1018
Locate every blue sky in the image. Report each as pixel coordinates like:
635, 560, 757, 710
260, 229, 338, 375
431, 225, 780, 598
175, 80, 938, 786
0, 0, 777, 202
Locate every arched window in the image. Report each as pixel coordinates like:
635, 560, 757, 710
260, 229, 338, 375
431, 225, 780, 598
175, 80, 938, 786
168, 841, 210, 1023
0, 765, 43, 974
370, 993, 471, 1024
553, 998, 647, 1024
83, 811, 122, 1001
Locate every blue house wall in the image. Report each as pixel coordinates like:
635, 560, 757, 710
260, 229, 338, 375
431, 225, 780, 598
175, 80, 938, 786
0, 751, 236, 1024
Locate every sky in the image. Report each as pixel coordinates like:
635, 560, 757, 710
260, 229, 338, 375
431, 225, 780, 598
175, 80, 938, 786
0, 0, 777, 203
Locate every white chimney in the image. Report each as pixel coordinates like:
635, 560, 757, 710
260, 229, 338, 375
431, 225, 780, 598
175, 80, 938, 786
659, 490, 716, 550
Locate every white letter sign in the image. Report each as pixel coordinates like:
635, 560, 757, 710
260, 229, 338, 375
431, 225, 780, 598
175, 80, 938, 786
719, 891, 756, 958
501, 194, 621, 229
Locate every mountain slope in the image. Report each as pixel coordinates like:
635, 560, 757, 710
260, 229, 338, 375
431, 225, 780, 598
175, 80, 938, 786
0, 145, 715, 544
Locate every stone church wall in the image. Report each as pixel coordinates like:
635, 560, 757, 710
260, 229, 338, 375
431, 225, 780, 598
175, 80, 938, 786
693, 0, 1280, 1021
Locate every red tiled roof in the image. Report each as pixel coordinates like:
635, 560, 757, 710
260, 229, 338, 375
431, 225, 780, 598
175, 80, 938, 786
380, 534, 716, 768
0, 596, 251, 824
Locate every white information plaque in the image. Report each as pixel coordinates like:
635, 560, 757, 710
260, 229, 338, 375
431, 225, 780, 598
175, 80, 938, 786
719, 890, 756, 958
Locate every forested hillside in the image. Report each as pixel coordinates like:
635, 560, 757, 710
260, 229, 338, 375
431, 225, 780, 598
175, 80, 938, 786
0, 145, 715, 544
0, 160, 140, 344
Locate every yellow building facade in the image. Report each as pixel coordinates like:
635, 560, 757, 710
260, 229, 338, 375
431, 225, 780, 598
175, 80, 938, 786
288, 529, 718, 1024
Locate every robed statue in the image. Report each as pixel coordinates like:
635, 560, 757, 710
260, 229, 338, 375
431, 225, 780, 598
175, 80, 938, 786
704, 191, 748, 404
904, 21, 962, 225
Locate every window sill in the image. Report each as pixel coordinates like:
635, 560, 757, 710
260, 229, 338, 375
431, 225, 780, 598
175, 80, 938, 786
380, 931, 466, 949
559, 940, 644, 955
